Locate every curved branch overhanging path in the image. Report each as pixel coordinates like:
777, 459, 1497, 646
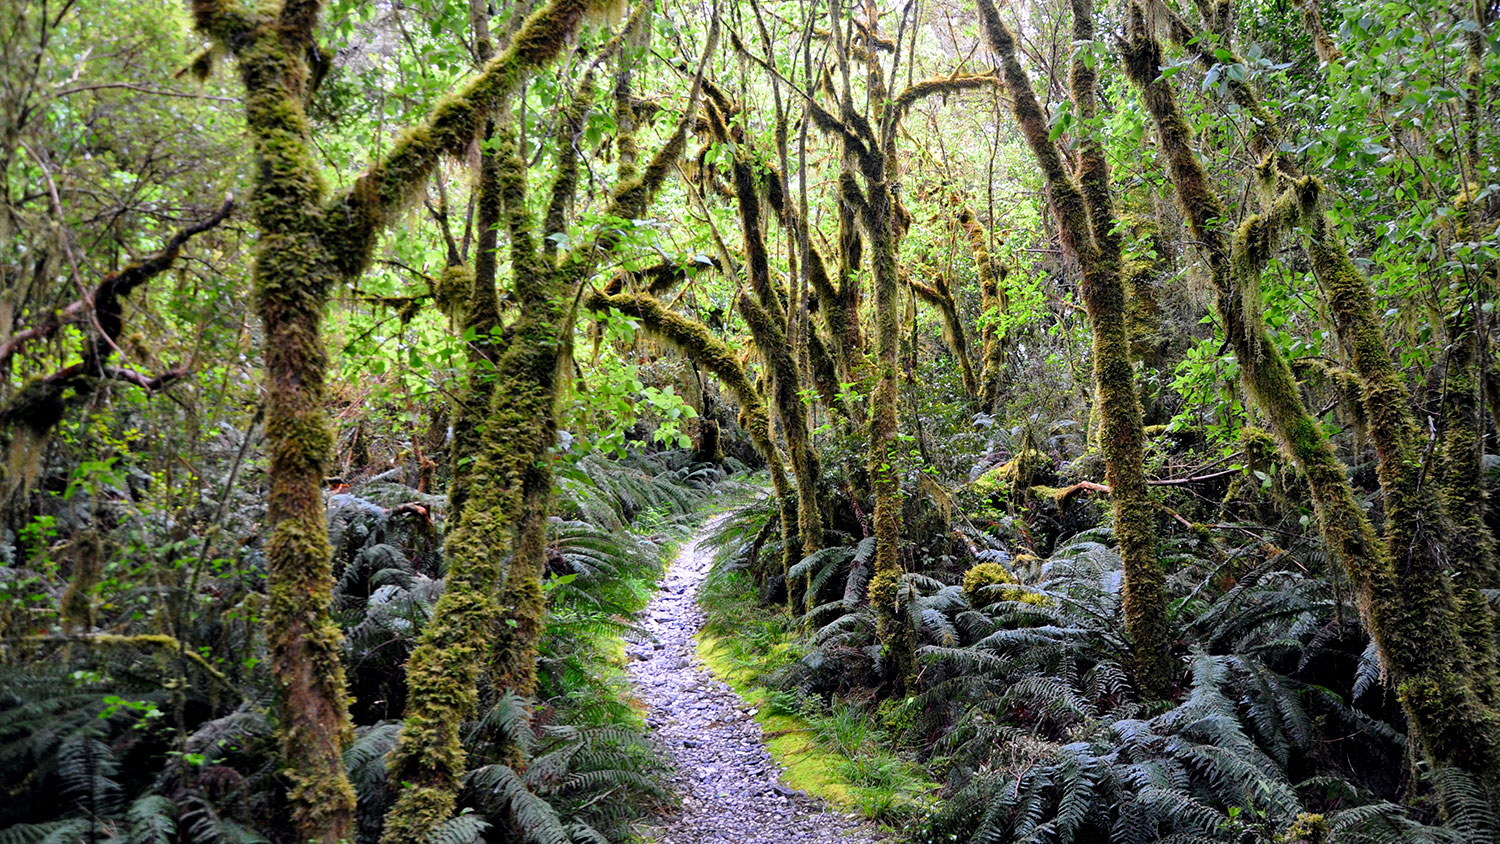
628, 514, 885, 844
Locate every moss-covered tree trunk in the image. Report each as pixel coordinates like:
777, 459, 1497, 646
908, 268, 977, 400
1437, 0, 1500, 707
189, 5, 355, 841
801, 4, 1001, 690
737, 289, 822, 608
821, 2, 911, 692
490, 57, 596, 699
707, 93, 823, 608
978, 0, 1171, 696
378, 120, 558, 844
1285, 0, 1500, 705
1121, 5, 1500, 781
446, 0, 507, 523
1439, 296, 1500, 708
864, 205, 911, 689
957, 205, 1009, 413
382, 25, 711, 838
194, 1, 621, 838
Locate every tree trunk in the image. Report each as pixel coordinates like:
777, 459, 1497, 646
1121, 5, 1500, 781
978, 0, 1171, 696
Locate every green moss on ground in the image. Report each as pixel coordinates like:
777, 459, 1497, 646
693, 569, 936, 826
696, 635, 857, 805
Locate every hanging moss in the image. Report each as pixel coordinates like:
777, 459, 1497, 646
582, 288, 796, 584
957, 205, 1009, 412
907, 267, 978, 399
805, 326, 848, 417
433, 264, 474, 321
60, 532, 104, 632
1121, 2, 1500, 781
1289, 0, 1341, 64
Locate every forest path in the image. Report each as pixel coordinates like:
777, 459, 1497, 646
627, 514, 885, 844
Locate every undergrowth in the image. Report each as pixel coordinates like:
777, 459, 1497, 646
699, 494, 1500, 844
0, 449, 740, 844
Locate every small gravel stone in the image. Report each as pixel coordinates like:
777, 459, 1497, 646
627, 513, 886, 844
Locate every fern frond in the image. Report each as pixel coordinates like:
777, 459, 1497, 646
425, 814, 488, 844
466, 765, 571, 844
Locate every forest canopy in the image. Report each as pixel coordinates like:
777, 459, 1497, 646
3, 0, 1500, 841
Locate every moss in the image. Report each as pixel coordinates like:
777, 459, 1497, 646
1289, 0, 1341, 64
1122, 3, 1500, 781
696, 635, 856, 807
189, 9, 358, 841
810, 241, 863, 407
433, 264, 473, 321
805, 327, 848, 418
907, 267, 977, 399
979, 0, 1170, 697
1281, 813, 1329, 844
1438, 111, 1500, 707
1296, 192, 1500, 724
702, 103, 823, 600
60, 532, 104, 632
961, 561, 1045, 606
493, 488, 550, 703
866, 217, 909, 691
956, 205, 1010, 410
545, 79, 592, 255
1, 377, 69, 440
386, 279, 563, 840
195, 0, 614, 832
739, 291, 822, 608
888, 75, 1000, 125
465, 126, 504, 350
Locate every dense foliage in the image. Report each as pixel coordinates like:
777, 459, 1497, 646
2, 0, 1499, 841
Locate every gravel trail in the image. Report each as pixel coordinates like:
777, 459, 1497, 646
627, 514, 885, 844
